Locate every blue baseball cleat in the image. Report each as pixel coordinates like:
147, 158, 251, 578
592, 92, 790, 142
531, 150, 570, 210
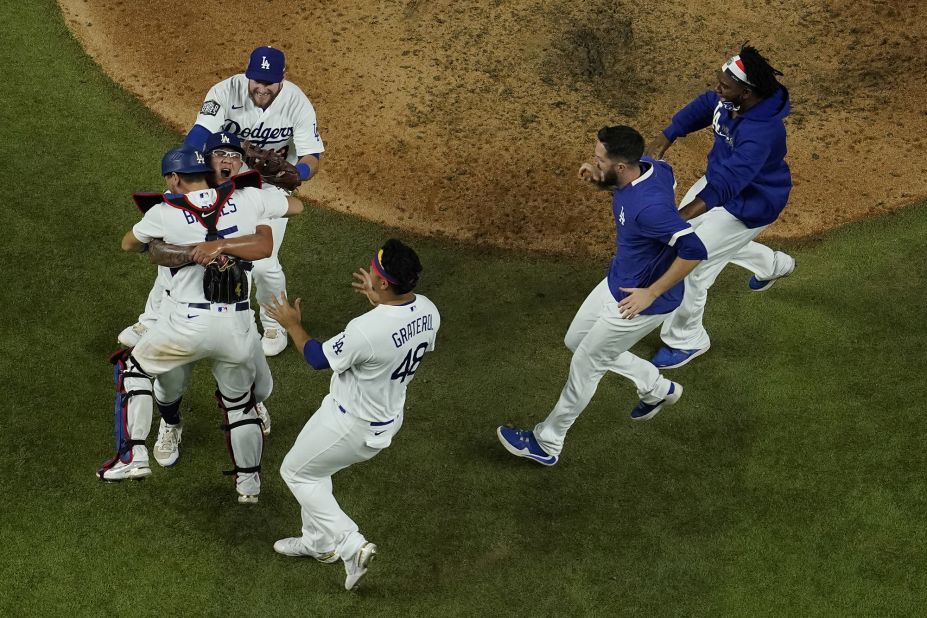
496, 426, 558, 466
650, 345, 710, 369
630, 382, 683, 421
748, 256, 796, 292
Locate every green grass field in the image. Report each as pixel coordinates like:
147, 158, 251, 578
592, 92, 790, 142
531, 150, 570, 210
2, 2, 926, 615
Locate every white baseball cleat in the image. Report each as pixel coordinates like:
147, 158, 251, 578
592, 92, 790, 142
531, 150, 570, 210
238, 494, 259, 504
117, 322, 148, 347
261, 328, 288, 356
256, 402, 271, 436
100, 458, 152, 482
273, 537, 340, 563
344, 542, 377, 591
153, 420, 182, 467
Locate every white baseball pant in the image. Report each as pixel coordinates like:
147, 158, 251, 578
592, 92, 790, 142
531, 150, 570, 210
661, 177, 793, 350
154, 326, 273, 406
137, 268, 172, 327
677, 176, 793, 280
280, 394, 402, 560
122, 301, 264, 494
253, 217, 288, 332
534, 278, 674, 457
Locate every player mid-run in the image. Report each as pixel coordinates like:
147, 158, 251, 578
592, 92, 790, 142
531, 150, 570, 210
498, 126, 707, 466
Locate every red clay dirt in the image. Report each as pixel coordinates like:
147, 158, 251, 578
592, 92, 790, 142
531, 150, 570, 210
59, 0, 927, 257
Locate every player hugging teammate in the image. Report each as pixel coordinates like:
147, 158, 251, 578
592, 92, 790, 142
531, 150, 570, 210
99, 145, 304, 505
101, 42, 796, 593
119, 45, 324, 357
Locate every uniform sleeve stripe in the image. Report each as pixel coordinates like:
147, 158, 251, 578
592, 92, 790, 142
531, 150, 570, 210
668, 227, 693, 247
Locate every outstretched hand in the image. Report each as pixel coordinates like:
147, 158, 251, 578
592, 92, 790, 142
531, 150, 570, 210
352, 267, 380, 306
262, 292, 302, 331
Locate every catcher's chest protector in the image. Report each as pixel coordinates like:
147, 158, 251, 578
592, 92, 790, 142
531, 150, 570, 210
163, 186, 251, 303
163, 184, 235, 242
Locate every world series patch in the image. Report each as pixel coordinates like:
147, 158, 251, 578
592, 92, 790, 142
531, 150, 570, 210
200, 100, 221, 116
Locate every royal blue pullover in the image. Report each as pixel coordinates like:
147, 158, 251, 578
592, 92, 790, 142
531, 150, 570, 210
607, 157, 708, 315
663, 87, 792, 228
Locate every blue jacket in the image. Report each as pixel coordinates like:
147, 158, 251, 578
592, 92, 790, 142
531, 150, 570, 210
663, 87, 792, 228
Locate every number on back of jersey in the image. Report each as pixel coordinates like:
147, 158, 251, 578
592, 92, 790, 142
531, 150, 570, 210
391, 342, 428, 383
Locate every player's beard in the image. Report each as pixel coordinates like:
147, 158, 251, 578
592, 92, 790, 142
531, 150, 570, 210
600, 167, 619, 187
249, 86, 280, 109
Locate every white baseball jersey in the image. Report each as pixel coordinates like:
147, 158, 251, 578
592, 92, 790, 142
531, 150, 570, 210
132, 187, 288, 304
194, 74, 324, 163
322, 295, 441, 424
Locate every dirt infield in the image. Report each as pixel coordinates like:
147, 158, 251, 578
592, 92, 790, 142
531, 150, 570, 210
59, 0, 927, 256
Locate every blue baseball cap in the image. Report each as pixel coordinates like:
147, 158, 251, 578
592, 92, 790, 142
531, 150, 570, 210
204, 131, 245, 155
161, 146, 213, 175
246, 46, 285, 83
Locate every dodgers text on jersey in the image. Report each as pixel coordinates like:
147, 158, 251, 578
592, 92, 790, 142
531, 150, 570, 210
222, 120, 295, 147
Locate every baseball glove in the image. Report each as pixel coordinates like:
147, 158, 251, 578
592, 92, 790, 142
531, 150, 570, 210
203, 255, 251, 304
243, 141, 301, 191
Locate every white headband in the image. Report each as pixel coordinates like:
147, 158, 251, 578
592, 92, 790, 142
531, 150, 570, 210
722, 55, 755, 87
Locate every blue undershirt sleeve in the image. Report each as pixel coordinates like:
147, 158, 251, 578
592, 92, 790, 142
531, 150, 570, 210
183, 124, 213, 150
302, 339, 331, 370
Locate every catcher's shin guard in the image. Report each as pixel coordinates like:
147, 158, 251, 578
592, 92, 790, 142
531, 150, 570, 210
97, 349, 153, 478
215, 387, 263, 489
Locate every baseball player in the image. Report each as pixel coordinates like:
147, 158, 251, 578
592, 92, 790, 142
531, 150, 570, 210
182, 45, 325, 356
647, 45, 796, 369
118, 132, 277, 437
99, 146, 303, 505
262, 239, 440, 591
497, 126, 707, 465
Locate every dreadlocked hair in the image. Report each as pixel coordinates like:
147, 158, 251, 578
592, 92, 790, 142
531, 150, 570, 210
739, 44, 783, 99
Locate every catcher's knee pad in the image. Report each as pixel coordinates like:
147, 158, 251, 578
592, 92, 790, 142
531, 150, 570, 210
215, 387, 263, 478
97, 349, 153, 478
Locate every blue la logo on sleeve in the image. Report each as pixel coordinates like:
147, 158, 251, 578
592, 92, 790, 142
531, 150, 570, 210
332, 334, 346, 355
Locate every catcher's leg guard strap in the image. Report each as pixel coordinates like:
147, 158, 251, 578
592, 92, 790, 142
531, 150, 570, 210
215, 388, 263, 477
98, 350, 153, 477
